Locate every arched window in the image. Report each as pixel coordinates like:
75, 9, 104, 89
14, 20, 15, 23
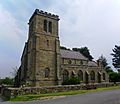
103, 73, 106, 80
63, 70, 69, 81
45, 68, 50, 78
44, 20, 47, 32
90, 71, 95, 80
78, 70, 83, 81
98, 72, 101, 83
48, 21, 52, 33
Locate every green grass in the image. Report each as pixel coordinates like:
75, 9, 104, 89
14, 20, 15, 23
10, 86, 120, 102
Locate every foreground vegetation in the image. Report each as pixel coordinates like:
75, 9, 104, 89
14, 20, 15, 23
10, 85, 120, 102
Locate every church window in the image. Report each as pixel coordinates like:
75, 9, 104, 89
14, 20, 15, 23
103, 73, 105, 80
44, 19, 47, 32
48, 21, 52, 33
78, 70, 83, 81
45, 68, 50, 78
63, 70, 69, 81
90, 71, 95, 80
43, 20, 52, 33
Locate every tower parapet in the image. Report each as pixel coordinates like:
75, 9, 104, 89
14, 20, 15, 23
29, 9, 60, 23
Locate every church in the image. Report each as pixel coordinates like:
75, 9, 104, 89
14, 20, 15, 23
15, 9, 109, 87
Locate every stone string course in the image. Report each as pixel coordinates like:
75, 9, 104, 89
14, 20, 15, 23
1, 83, 120, 100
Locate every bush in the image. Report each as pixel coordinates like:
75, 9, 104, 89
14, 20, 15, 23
0, 77, 14, 85
109, 72, 120, 83
62, 76, 80, 85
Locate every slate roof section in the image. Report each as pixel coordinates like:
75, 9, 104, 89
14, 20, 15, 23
60, 49, 88, 60
88, 61, 98, 67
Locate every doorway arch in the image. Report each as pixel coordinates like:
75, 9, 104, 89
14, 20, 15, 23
63, 70, 69, 81
90, 71, 95, 83
98, 72, 101, 83
78, 70, 83, 81
85, 71, 89, 84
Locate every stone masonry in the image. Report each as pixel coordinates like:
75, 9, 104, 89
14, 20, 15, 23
15, 9, 109, 87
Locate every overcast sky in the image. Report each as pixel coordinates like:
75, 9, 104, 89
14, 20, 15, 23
0, 0, 120, 78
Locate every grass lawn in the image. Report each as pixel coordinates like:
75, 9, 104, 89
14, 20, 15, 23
10, 85, 120, 101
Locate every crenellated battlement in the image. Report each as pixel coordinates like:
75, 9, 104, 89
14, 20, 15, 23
29, 9, 59, 23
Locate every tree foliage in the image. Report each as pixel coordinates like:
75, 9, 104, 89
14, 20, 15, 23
0, 77, 14, 85
109, 72, 120, 83
111, 45, 120, 72
60, 46, 70, 50
105, 66, 113, 73
98, 55, 108, 68
98, 55, 113, 73
72, 47, 93, 61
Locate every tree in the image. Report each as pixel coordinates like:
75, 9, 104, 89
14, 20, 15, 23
98, 55, 108, 68
105, 66, 113, 73
98, 55, 113, 73
109, 72, 120, 83
60, 46, 70, 50
111, 45, 120, 72
0, 77, 14, 85
72, 47, 93, 61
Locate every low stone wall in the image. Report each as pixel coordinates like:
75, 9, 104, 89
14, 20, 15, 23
2, 83, 120, 100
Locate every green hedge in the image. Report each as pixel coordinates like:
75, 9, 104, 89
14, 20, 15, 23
62, 76, 80, 85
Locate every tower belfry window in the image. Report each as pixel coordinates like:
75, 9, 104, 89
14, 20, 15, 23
48, 21, 52, 33
44, 20, 47, 32
43, 19, 52, 33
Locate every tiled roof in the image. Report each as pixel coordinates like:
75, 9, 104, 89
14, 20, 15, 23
60, 49, 88, 60
88, 61, 98, 67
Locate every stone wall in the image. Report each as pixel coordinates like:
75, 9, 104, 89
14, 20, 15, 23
2, 83, 120, 100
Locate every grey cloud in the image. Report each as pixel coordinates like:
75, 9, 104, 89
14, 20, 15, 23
1, 0, 120, 77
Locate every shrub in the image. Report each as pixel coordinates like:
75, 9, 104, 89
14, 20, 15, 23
109, 72, 120, 83
62, 76, 80, 85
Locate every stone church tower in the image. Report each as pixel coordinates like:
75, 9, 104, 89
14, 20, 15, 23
15, 9, 109, 87
26, 9, 60, 86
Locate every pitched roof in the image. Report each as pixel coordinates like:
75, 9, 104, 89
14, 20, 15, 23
60, 49, 88, 60
88, 61, 98, 67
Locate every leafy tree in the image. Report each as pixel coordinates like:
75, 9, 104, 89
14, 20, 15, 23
72, 47, 93, 61
98, 55, 113, 73
60, 46, 70, 50
109, 72, 120, 83
0, 77, 14, 85
105, 66, 113, 73
98, 55, 108, 68
111, 45, 120, 72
